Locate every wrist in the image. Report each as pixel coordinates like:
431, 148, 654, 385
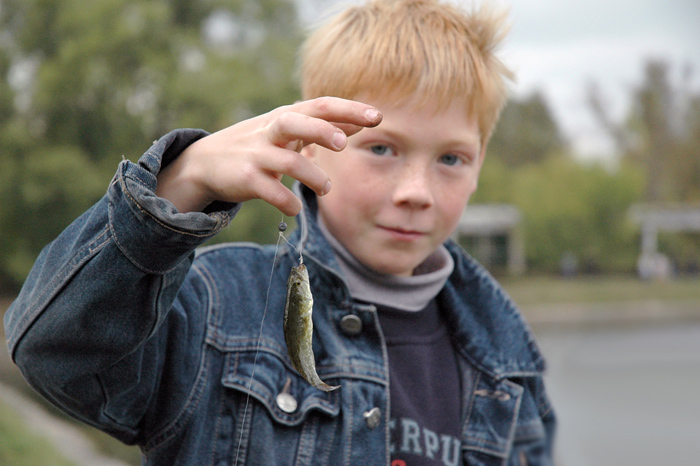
156, 141, 214, 213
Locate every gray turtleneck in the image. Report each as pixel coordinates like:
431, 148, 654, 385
318, 220, 454, 312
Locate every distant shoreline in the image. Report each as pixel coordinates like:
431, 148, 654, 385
522, 299, 700, 330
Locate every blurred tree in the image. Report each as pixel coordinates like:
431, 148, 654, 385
510, 156, 644, 274
475, 89, 644, 274
0, 0, 302, 289
470, 154, 513, 204
4, 0, 301, 159
474, 145, 646, 274
672, 80, 700, 202
588, 59, 700, 203
488, 91, 567, 167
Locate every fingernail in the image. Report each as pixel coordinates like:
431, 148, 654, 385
365, 108, 381, 122
332, 131, 346, 150
321, 180, 331, 196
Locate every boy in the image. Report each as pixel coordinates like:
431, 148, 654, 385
5, 0, 556, 465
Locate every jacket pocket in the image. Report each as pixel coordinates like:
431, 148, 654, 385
462, 378, 523, 464
212, 349, 342, 466
462, 378, 552, 466
221, 350, 341, 424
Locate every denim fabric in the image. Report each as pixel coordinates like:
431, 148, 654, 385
5, 129, 555, 466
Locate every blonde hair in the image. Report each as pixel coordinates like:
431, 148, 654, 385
299, 0, 514, 142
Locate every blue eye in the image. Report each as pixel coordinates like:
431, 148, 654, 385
440, 153, 461, 166
370, 145, 391, 156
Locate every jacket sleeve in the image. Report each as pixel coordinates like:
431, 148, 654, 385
3, 128, 240, 444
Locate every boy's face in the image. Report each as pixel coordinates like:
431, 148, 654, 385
304, 95, 486, 276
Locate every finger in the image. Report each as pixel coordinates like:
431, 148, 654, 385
257, 146, 331, 198
287, 96, 383, 129
252, 174, 303, 216
331, 122, 367, 138
267, 111, 349, 152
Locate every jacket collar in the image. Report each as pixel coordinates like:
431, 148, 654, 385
290, 183, 340, 271
291, 183, 546, 380
440, 241, 546, 379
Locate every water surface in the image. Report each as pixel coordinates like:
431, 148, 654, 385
535, 321, 700, 465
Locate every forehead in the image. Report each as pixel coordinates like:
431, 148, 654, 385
353, 93, 482, 148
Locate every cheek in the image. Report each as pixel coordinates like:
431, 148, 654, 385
318, 180, 373, 230
331, 167, 386, 207
443, 203, 465, 233
437, 184, 474, 228
458, 170, 481, 205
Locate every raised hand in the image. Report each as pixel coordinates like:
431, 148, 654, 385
156, 97, 382, 215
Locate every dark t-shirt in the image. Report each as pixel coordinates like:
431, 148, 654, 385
377, 300, 463, 466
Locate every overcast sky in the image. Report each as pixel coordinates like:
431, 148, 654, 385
297, 0, 700, 162
500, 0, 700, 159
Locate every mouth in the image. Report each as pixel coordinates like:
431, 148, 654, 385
378, 225, 427, 240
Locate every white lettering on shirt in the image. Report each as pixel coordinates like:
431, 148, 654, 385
390, 417, 462, 465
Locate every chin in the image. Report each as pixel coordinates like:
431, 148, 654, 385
369, 261, 415, 277
364, 249, 429, 276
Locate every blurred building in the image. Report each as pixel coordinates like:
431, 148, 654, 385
630, 204, 700, 279
453, 204, 525, 275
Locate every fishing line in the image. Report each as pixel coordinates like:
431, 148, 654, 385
279, 227, 303, 264
233, 216, 301, 465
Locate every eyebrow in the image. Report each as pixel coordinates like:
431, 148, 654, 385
368, 126, 482, 152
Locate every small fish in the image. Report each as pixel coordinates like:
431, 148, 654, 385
283, 263, 340, 392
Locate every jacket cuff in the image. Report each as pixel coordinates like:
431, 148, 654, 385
107, 129, 241, 273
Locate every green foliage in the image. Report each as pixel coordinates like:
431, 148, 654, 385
658, 231, 700, 274
479, 59, 700, 275
2, 143, 106, 280
516, 157, 644, 273
0, 0, 302, 288
592, 60, 700, 203
669, 92, 700, 202
471, 155, 513, 203
488, 92, 566, 167
476, 153, 645, 274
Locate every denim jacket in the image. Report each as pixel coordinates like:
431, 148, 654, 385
5, 129, 555, 466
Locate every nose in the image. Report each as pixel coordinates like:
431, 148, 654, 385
392, 160, 433, 209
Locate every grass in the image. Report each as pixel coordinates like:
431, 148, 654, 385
81, 428, 142, 465
0, 399, 77, 466
500, 274, 700, 306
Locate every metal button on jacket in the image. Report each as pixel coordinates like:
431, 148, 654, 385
276, 378, 297, 413
363, 407, 382, 429
276, 392, 298, 413
339, 314, 363, 335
